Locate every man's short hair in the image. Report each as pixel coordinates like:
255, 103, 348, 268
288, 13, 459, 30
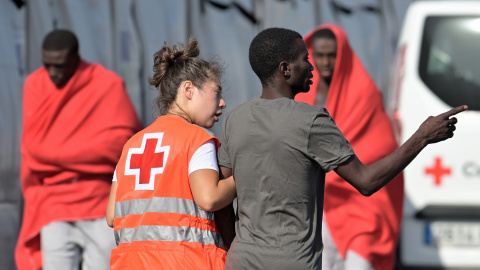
312, 28, 336, 41
42, 29, 79, 54
249, 27, 303, 85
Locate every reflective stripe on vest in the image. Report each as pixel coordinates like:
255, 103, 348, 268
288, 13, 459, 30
115, 225, 225, 248
114, 197, 223, 247
115, 197, 214, 220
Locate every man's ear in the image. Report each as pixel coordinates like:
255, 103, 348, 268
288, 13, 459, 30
279, 61, 291, 78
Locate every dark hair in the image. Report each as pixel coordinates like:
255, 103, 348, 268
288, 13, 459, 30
149, 38, 223, 115
42, 29, 79, 54
312, 28, 336, 41
249, 27, 303, 85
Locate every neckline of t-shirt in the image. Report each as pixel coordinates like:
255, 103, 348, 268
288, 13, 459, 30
251, 97, 291, 105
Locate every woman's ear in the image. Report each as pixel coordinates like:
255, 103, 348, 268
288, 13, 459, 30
181, 80, 195, 100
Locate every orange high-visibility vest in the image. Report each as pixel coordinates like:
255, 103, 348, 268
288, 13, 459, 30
110, 115, 226, 270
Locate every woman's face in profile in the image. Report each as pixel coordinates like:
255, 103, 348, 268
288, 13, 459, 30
191, 77, 226, 129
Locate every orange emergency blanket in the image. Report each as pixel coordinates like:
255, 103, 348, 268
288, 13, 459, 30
296, 24, 404, 270
16, 61, 142, 270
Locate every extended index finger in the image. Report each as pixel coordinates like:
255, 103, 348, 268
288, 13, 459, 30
439, 105, 468, 119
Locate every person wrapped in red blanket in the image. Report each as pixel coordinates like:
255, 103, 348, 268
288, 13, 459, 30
16, 29, 142, 270
296, 24, 404, 270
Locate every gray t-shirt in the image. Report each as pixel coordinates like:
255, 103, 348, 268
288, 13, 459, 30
218, 97, 354, 270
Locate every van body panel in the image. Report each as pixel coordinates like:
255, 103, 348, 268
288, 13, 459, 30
387, 1, 480, 267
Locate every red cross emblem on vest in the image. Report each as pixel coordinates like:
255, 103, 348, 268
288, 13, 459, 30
425, 157, 451, 186
125, 133, 170, 190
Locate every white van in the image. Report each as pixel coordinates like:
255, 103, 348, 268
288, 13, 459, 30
386, 1, 480, 268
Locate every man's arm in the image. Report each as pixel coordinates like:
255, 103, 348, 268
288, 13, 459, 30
214, 166, 236, 249
335, 105, 467, 196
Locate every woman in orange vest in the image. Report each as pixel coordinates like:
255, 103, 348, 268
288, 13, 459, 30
106, 38, 236, 269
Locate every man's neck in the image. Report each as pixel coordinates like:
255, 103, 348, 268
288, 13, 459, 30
318, 78, 330, 95
313, 78, 330, 107
260, 80, 295, 100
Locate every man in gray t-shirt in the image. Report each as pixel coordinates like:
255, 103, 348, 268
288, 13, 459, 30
218, 98, 353, 268
216, 27, 465, 270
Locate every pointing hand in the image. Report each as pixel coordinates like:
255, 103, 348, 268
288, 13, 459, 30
416, 105, 468, 144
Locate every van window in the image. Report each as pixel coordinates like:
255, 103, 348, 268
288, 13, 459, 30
419, 16, 480, 110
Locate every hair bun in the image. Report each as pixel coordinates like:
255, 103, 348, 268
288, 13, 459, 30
149, 38, 200, 88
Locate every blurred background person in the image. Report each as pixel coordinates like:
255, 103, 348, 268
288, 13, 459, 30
16, 29, 142, 270
296, 24, 404, 270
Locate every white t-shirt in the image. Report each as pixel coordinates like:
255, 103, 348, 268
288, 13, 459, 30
112, 139, 218, 181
